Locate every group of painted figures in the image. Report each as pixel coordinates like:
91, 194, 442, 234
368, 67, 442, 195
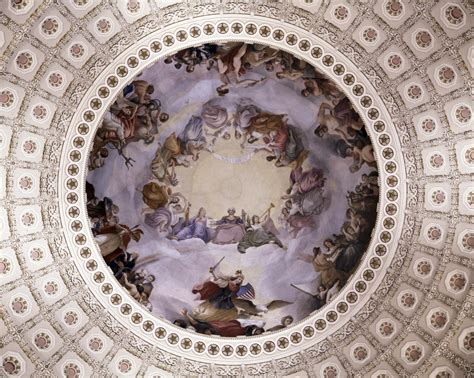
139, 90, 331, 250
296, 172, 379, 308
162, 42, 376, 173
175, 264, 293, 337
88, 42, 375, 175
145, 204, 284, 254
170, 174, 378, 336
88, 79, 169, 170
138, 91, 327, 253
171, 173, 378, 336
86, 42, 379, 336
86, 182, 155, 311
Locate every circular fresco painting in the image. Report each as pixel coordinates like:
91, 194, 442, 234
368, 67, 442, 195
86, 42, 379, 337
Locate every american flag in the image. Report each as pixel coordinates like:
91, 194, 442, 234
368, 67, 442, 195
237, 283, 255, 300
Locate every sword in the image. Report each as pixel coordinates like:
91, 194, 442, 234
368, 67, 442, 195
209, 256, 225, 273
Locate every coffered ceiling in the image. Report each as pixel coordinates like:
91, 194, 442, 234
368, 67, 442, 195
0, 0, 472, 377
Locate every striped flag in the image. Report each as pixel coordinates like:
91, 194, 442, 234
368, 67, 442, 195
237, 283, 255, 300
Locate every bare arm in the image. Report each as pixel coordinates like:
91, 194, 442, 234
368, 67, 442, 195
209, 266, 229, 283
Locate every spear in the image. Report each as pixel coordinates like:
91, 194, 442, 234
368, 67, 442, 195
290, 283, 315, 297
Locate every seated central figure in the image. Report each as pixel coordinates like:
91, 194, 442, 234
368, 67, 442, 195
212, 208, 245, 244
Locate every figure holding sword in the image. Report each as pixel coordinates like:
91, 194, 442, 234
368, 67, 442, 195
181, 256, 251, 324
176, 256, 291, 336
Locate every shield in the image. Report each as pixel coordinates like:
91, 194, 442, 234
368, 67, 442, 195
236, 283, 255, 301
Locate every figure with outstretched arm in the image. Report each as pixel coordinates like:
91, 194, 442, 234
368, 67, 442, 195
179, 259, 290, 336
237, 204, 284, 253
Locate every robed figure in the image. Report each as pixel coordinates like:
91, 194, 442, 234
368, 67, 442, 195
183, 265, 269, 337
212, 208, 245, 244
237, 205, 284, 253
190, 267, 255, 322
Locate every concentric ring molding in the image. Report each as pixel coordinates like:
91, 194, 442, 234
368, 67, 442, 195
59, 15, 406, 363
1, 0, 472, 376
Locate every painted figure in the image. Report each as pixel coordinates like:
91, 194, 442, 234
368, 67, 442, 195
179, 261, 291, 336
312, 246, 348, 289
89, 80, 169, 170
180, 309, 265, 336
164, 45, 217, 72
142, 185, 188, 234
212, 208, 245, 244
201, 99, 229, 130
280, 166, 327, 228
172, 207, 209, 242
150, 116, 207, 185
213, 43, 267, 95
189, 266, 246, 322
201, 99, 232, 147
237, 209, 284, 253
279, 203, 315, 238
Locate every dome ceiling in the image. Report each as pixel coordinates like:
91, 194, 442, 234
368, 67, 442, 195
85, 41, 379, 336
0, 0, 472, 377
